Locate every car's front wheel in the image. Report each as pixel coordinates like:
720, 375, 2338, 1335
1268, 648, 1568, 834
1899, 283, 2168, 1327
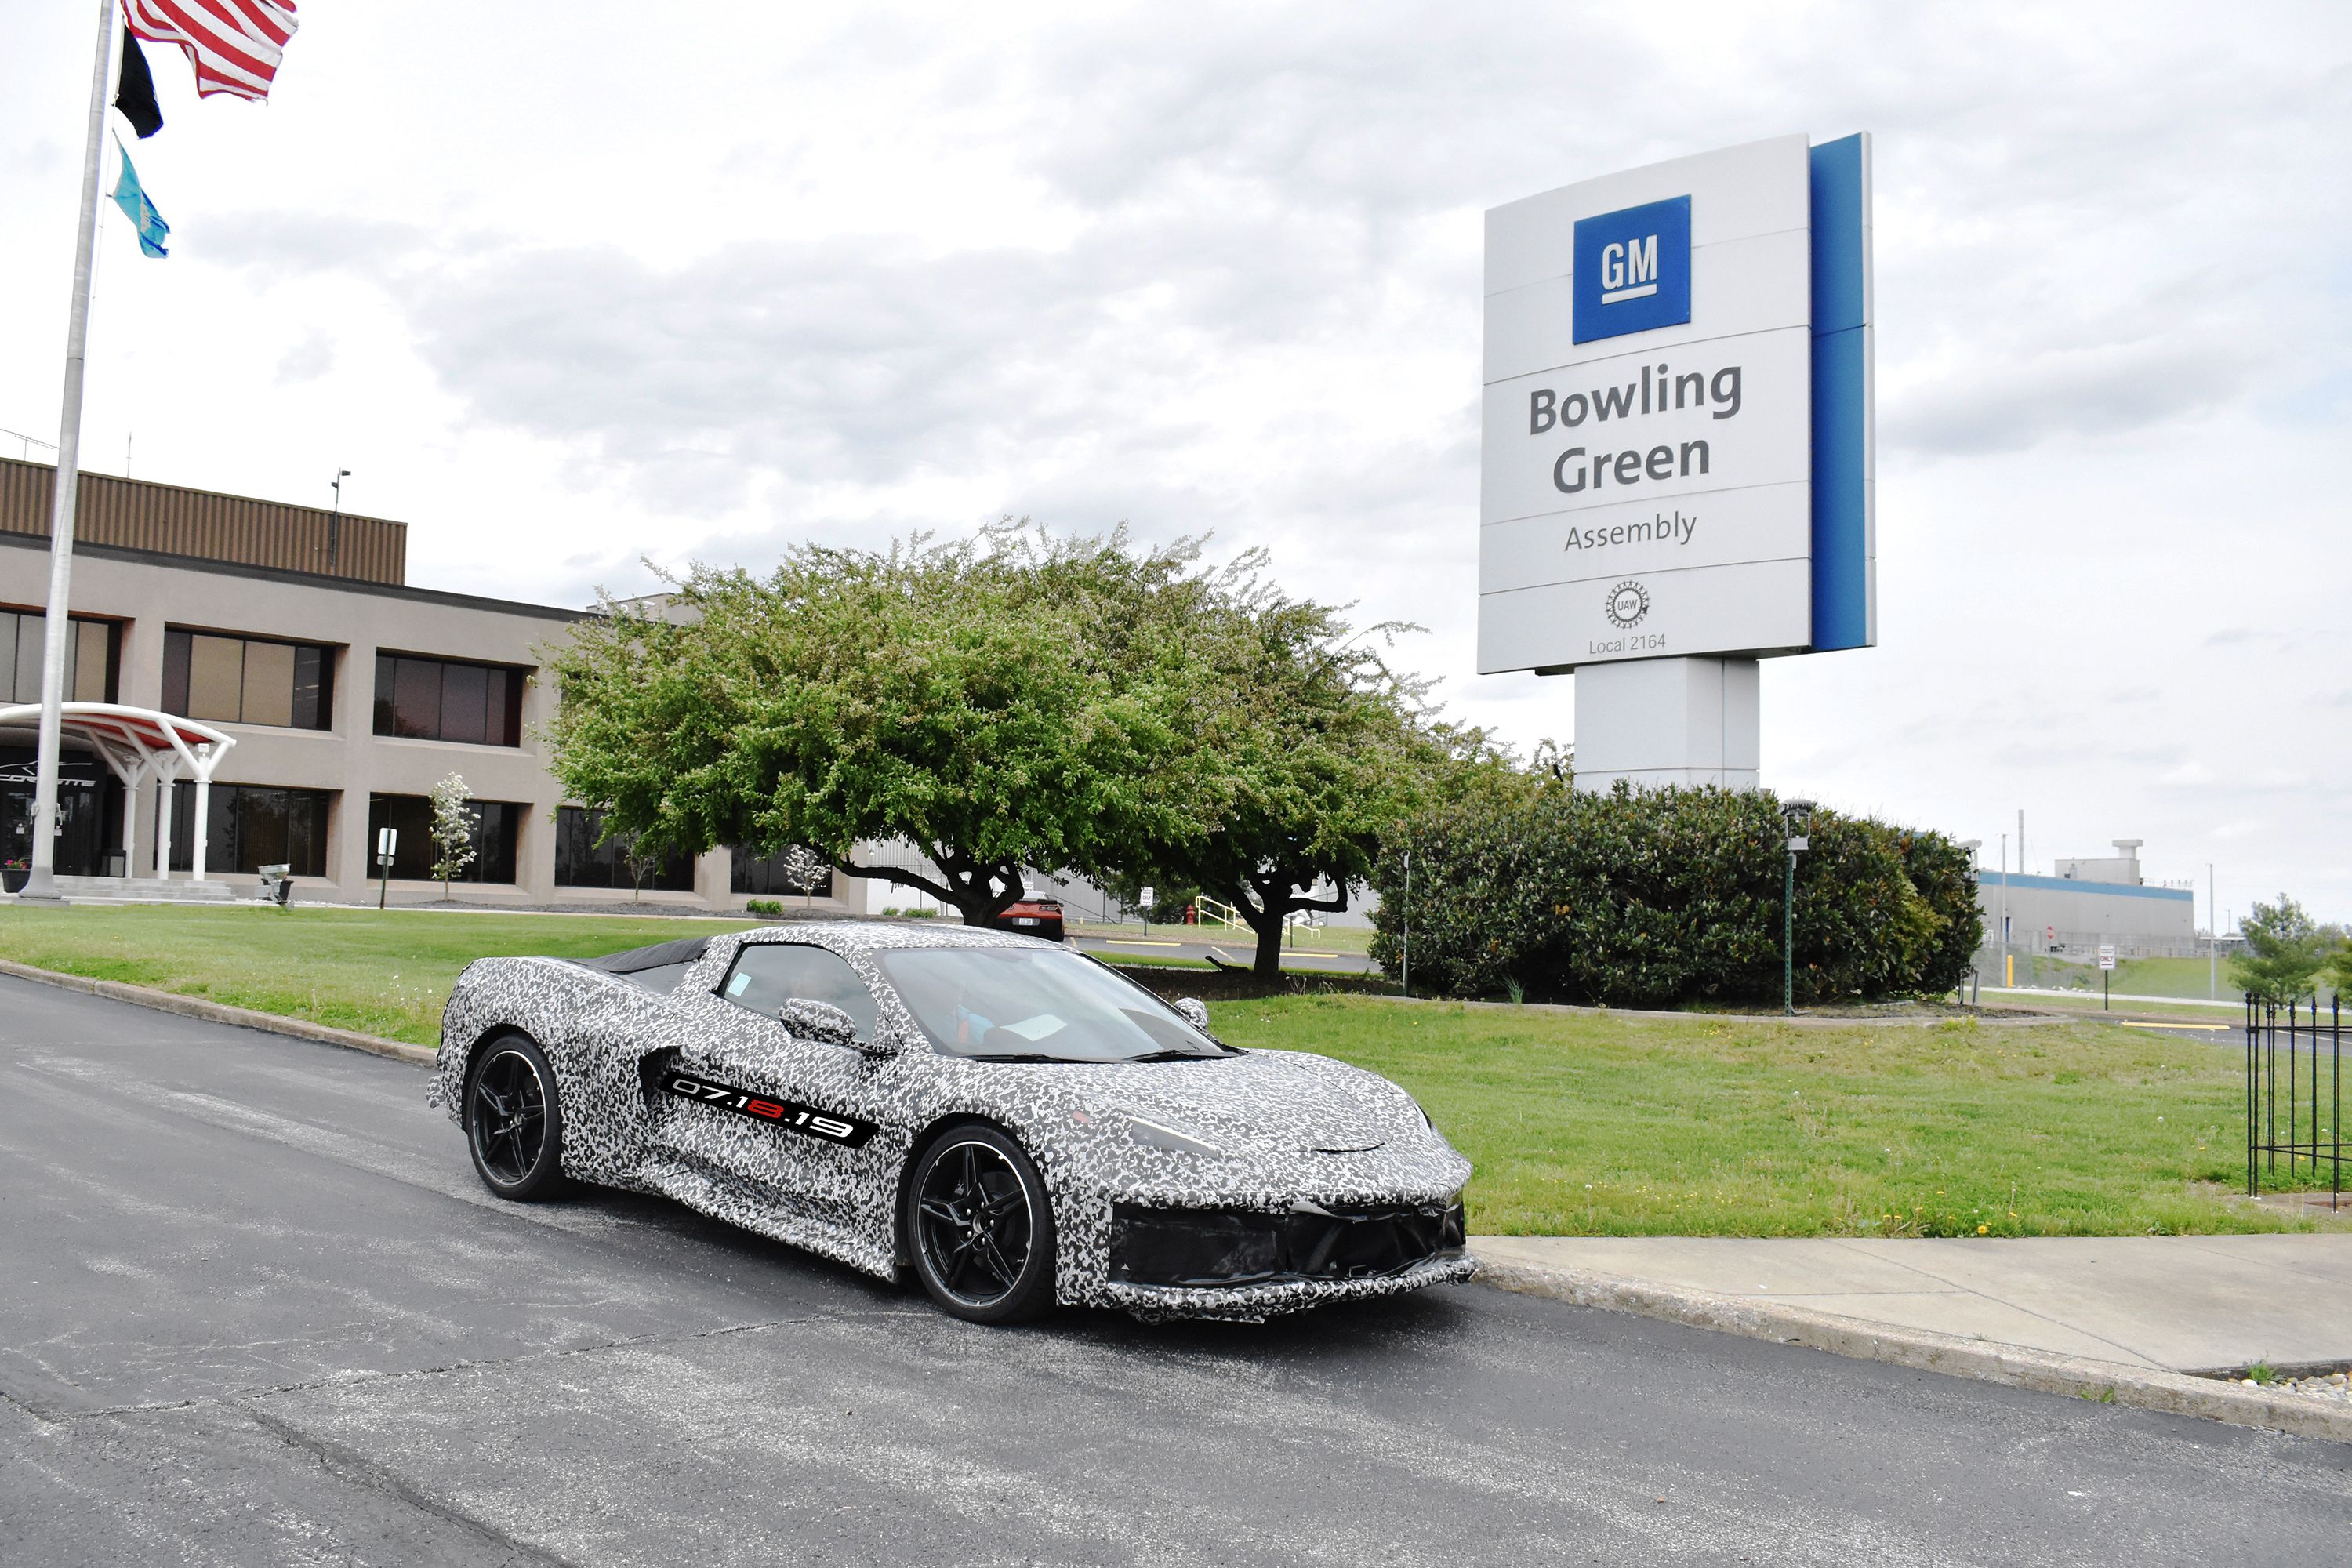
464, 1034, 566, 1200
904, 1123, 1057, 1323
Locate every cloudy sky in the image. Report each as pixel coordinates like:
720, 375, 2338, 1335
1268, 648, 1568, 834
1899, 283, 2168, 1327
3, 2, 2347, 924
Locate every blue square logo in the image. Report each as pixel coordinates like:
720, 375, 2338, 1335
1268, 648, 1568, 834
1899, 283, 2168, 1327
1572, 195, 1691, 344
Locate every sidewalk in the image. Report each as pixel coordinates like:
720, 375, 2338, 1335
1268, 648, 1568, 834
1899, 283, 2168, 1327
1472, 1234, 2352, 1442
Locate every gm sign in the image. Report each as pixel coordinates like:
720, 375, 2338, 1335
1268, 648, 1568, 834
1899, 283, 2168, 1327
1572, 195, 1691, 343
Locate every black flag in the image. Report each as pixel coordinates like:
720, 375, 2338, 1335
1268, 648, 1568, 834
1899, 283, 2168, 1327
114, 29, 162, 140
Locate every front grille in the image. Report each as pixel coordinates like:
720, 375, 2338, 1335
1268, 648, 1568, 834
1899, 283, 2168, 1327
1109, 1200, 1466, 1289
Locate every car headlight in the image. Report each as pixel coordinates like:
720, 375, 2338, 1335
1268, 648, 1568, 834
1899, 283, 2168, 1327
1126, 1114, 1226, 1158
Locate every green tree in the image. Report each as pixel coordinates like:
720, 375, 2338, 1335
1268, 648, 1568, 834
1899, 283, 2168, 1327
543, 524, 1210, 927
2230, 894, 2328, 1004
426, 772, 475, 897
1095, 555, 1485, 978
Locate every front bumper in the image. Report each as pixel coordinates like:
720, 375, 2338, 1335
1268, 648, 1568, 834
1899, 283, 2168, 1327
1099, 1198, 1473, 1319
1102, 1247, 1478, 1322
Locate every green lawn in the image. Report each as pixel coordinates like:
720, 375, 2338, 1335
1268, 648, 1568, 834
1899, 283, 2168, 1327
1210, 995, 2310, 1238
0, 906, 2312, 1238
0, 904, 755, 1047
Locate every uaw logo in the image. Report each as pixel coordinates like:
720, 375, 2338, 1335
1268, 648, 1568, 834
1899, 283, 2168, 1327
1604, 579, 1650, 630
1572, 195, 1692, 344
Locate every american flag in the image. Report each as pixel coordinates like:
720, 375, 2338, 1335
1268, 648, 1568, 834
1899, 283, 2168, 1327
124, 0, 299, 104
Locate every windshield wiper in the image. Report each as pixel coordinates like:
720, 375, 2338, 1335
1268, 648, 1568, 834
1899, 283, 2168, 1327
1123, 1048, 1227, 1062
960, 1052, 1062, 1063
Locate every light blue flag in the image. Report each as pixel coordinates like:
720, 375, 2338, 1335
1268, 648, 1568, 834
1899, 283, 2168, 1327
111, 145, 169, 259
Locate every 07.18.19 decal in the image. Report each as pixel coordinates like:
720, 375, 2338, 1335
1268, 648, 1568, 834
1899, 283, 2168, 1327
662, 1073, 877, 1148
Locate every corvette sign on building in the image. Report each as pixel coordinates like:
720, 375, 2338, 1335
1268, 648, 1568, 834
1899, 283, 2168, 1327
1477, 134, 1875, 674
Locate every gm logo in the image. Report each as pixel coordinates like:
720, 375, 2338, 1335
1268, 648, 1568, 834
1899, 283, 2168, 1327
1572, 195, 1691, 344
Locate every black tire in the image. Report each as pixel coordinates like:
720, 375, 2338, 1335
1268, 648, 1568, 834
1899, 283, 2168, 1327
463, 1034, 567, 1200
903, 1123, 1057, 1324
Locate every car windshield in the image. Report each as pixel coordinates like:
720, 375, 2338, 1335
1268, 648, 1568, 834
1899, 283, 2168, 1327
873, 946, 1228, 1063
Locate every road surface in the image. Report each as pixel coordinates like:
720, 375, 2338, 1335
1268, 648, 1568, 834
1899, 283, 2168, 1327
2, 977, 2343, 1566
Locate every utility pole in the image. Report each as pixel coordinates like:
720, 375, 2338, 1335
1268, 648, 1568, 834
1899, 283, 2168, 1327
1999, 831, 2009, 989
20, 1, 119, 903
2017, 808, 2026, 878
2209, 862, 2217, 1000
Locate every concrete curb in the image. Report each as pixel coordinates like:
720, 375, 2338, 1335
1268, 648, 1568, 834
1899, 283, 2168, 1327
0, 957, 437, 1068
1468, 1245, 2352, 1446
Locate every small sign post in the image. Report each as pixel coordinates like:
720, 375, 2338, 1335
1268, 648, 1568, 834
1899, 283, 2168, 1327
376, 826, 397, 910
1137, 884, 1154, 933
2098, 944, 2116, 1010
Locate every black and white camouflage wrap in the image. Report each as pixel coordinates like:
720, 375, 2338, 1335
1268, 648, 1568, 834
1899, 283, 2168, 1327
431, 920, 1475, 1319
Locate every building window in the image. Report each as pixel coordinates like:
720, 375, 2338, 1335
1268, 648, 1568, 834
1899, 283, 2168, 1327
0, 611, 116, 705
555, 806, 695, 892
162, 629, 332, 730
372, 654, 524, 746
169, 782, 330, 877
731, 844, 832, 897
365, 794, 523, 884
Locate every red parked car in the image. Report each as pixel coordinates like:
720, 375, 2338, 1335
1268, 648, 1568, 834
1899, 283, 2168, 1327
990, 897, 1066, 942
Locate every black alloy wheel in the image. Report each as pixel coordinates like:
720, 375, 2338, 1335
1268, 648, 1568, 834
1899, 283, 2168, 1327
465, 1035, 565, 1200
905, 1124, 1057, 1323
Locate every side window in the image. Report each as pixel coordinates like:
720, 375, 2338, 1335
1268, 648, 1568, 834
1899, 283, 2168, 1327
719, 944, 879, 1043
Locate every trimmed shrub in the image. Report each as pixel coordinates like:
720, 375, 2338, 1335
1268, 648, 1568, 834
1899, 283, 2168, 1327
1368, 782, 1980, 1007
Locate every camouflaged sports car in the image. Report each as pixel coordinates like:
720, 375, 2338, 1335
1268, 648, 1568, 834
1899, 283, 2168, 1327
431, 920, 1475, 1323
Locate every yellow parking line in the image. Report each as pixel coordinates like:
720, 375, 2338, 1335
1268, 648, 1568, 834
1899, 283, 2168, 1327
2118, 1022, 2230, 1031
1105, 939, 1185, 948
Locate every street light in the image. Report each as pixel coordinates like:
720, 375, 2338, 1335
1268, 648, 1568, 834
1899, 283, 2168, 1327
1780, 798, 1815, 1016
328, 469, 351, 571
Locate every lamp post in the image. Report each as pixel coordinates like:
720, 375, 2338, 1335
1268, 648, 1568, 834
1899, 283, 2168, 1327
1959, 840, 1982, 1004
1780, 798, 1815, 1016
328, 469, 350, 572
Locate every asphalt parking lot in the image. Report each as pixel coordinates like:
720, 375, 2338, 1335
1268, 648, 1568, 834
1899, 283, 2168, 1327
2, 976, 2346, 1566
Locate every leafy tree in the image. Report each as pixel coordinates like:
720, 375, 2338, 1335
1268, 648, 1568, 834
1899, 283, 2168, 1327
543, 524, 1211, 927
1087, 553, 1487, 978
426, 773, 476, 896
2230, 894, 2328, 1004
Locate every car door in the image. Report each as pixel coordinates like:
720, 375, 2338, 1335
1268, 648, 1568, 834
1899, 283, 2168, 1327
652, 941, 894, 1231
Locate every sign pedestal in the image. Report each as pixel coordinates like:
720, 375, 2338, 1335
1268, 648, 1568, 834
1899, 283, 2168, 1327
1571, 655, 1758, 792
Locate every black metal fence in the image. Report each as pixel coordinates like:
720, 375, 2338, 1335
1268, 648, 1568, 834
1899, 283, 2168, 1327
2246, 996, 2342, 1209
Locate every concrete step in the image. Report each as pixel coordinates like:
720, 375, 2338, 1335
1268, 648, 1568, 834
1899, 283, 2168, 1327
50, 874, 238, 902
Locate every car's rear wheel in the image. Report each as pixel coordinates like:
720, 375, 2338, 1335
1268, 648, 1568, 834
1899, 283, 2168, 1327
905, 1124, 1056, 1323
464, 1034, 566, 1200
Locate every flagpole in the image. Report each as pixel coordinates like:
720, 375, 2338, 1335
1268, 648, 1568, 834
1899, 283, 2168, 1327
22, 0, 120, 902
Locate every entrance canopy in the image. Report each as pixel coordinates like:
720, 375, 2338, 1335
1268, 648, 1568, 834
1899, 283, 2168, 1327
0, 703, 235, 881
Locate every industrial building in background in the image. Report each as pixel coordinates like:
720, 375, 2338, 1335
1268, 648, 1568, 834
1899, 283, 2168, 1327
1973, 837, 2199, 964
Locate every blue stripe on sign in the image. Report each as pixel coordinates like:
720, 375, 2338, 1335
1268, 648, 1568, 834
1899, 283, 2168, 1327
1809, 133, 1869, 652
1811, 325, 1867, 649
1809, 136, 1867, 333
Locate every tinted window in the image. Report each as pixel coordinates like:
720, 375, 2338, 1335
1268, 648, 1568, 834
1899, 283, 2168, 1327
718, 944, 879, 1042
162, 628, 332, 729
373, 654, 524, 746
169, 783, 329, 877
554, 805, 695, 891
365, 793, 523, 883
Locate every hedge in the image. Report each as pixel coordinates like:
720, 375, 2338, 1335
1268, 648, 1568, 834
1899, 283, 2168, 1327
1366, 782, 1980, 1007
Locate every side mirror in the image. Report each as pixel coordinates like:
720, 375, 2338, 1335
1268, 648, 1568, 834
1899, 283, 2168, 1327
778, 999, 870, 1051
1173, 997, 1211, 1032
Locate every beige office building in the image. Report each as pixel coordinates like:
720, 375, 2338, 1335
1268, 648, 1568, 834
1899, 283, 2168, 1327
0, 456, 843, 911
